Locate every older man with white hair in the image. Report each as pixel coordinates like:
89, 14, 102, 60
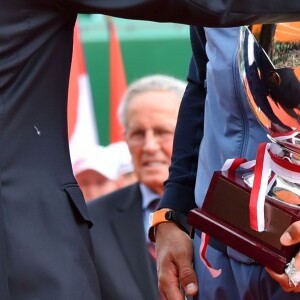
88, 74, 186, 300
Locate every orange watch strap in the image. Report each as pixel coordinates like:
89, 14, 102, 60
148, 209, 172, 243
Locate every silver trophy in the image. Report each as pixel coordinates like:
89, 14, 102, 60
188, 23, 300, 273
239, 24, 300, 208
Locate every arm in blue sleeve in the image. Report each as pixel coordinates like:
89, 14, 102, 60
158, 26, 208, 214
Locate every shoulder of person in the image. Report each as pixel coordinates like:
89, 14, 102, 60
87, 183, 139, 211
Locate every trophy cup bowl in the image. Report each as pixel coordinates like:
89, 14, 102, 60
188, 23, 300, 273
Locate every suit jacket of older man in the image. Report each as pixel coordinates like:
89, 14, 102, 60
88, 184, 158, 300
2, 1, 300, 299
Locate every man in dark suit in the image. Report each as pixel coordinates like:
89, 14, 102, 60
3, 2, 300, 299
88, 75, 186, 300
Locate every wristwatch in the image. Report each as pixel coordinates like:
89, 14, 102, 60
148, 209, 193, 243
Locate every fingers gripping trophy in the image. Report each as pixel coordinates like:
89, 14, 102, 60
188, 23, 300, 282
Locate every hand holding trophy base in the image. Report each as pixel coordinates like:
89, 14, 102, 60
188, 23, 300, 274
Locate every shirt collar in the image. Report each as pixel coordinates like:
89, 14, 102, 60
139, 183, 160, 210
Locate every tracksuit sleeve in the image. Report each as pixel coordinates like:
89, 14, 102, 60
157, 27, 207, 214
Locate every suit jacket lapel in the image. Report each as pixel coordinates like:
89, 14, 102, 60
111, 184, 157, 300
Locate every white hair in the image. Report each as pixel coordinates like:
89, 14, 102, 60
118, 74, 186, 127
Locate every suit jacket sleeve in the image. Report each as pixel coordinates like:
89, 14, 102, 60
157, 27, 207, 214
62, 0, 300, 27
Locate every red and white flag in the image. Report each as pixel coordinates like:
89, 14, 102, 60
107, 17, 127, 143
68, 23, 99, 163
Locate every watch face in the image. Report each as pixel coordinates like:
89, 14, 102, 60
238, 24, 300, 153
165, 210, 173, 220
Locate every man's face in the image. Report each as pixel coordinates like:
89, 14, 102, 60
76, 170, 119, 201
125, 90, 180, 195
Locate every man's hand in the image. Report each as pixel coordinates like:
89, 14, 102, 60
266, 220, 300, 292
155, 222, 198, 300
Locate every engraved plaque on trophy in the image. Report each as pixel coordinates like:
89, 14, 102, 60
188, 23, 300, 274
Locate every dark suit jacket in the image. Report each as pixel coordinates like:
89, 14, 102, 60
2, 1, 300, 300
88, 184, 159, 300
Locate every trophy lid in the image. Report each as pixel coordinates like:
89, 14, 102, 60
238, 23, 300, 153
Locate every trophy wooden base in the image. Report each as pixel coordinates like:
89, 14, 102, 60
188, 171, 300, 273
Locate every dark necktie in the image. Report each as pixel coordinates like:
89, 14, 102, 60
147, 198, 159, 263
147, 199, 162, 300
